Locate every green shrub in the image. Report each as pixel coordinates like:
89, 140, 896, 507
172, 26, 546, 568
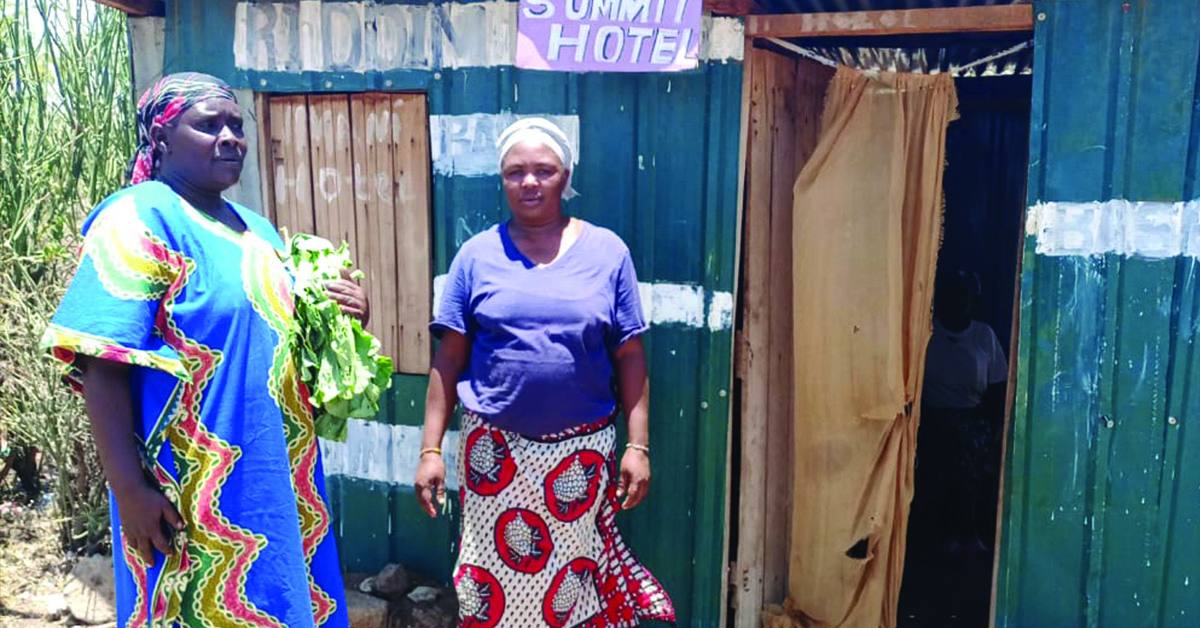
0, 0, 135, 554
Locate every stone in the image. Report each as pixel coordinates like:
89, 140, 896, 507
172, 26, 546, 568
408, 604, 454, 628
64, 555, 117, 624
406, 586, 438, 604
39, 592, 69, 619
345, 589, 389, 628
343, 572, 374, 592
372, 563, 410, 599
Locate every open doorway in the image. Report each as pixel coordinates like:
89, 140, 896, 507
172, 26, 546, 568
898, 69, 1031, 628
732, 7, 1033, 628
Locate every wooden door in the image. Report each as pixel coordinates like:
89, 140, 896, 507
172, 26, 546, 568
259, 92, 432, 375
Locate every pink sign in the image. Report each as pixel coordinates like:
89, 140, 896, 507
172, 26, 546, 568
516, 0, 702, 73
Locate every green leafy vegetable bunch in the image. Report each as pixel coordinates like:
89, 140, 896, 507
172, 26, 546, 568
288, 234, 392, 442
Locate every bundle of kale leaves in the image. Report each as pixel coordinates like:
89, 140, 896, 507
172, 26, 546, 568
288, 234, 392, 442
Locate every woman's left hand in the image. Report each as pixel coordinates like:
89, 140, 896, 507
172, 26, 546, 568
617, 448, 651, 510
325, 268, 370, 325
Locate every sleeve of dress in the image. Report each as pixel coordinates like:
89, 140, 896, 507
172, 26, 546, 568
430, 246, 473, 338
39, 192, 191, 391
610, 248, 649, 348
985, 324, 1009, 385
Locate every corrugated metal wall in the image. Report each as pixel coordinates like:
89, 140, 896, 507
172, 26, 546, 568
161, 2, 743, 626
996, 1, 1200, 626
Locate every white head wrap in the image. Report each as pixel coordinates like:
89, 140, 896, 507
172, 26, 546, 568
496, 117, 579, 200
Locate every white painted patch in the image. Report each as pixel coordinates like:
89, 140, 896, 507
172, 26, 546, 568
433, 274, 733, 330
234, 1, 741, 72
429, 113, 580, 178
320, 421, 461, 490
707, 290, 734, 331
642, 282, 704, 327
701, 17, 744, 62
1027, 200, 1200, 259
234, 0, 517, 72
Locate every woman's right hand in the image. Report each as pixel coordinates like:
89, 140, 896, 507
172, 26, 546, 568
114, 482, 185, 566
415, 454, 447, 518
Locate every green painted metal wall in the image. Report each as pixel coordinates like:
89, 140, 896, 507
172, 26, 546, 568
160, 2, 741, 626
996, 1, 1200, 626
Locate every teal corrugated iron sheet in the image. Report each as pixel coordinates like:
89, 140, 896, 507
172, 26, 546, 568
997, 1, 1200, 626
163, 2, 742, 626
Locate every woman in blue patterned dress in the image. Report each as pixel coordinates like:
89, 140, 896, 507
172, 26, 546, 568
42, 73, 363, 628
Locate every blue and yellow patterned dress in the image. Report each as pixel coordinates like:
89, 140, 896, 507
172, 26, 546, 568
42, 181, 348, 628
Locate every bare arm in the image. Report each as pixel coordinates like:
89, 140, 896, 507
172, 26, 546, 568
77, 356, 183, 564
612, 336, 651, 510
415, 331, 470, 517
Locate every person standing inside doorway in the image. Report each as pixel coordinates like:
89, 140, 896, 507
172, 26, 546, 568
919, 269, 1008, 557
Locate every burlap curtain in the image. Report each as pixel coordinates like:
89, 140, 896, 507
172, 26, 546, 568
765, 66, 958, 628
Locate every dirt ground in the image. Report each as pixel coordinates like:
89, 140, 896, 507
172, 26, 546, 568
0, 489, 77, 628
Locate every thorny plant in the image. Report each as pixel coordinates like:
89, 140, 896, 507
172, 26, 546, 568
0, 0, 135, 554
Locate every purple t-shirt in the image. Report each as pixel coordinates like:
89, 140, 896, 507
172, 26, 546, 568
431, 221, 648, 436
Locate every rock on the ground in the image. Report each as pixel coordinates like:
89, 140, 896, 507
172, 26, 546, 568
406, 586, 438, 604
63, 555, 116, 625
372, 563, 410, 599
345, 589, 389, 628
407, 604, 454, 628
38, 592, 69, 619
343, 572, 374, 592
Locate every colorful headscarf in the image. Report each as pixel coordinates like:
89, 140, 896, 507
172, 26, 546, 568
128, 72, 237, 185
496, 117, 579, 200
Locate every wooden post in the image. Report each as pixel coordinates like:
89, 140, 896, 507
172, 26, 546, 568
735, 44, 774, 628
763, 50, 797, 606
747, 5, 1033, 39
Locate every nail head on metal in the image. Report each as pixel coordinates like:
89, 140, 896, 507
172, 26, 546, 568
1168, 416, 1179, 426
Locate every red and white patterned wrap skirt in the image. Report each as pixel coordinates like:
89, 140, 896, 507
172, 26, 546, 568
454, 410, 676, 628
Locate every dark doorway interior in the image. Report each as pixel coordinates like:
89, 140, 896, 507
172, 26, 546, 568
899, 74, 1032, 628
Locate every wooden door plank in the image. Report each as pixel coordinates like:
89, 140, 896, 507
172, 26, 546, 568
762, 51, 797, 608
268, 95, 315, 238
746, 5, 1033, 38
391, 94, 432, 374
309, 94, 359, 256
255, 94, 277, 226
734, 45, 775, 628
266, 96, 290, 231
351, 93, 401, 370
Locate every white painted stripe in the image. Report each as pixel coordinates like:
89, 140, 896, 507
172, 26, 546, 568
1028, 200, 1200, 259
432, 274, 733, 331
320, 421, 462, 490
234, 2, 742, 72
429, 114, 581, 177
701, 16, 745, 62
707, 290, 734, 331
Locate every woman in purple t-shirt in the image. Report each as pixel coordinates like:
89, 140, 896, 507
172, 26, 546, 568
414, 118, 675, 628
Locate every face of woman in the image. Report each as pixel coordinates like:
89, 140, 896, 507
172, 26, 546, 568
501, 141, 568, 223
156, 97, 246, 193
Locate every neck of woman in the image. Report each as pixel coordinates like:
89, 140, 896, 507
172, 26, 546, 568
159, 173, 228, 217
509, 213, 568, 240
